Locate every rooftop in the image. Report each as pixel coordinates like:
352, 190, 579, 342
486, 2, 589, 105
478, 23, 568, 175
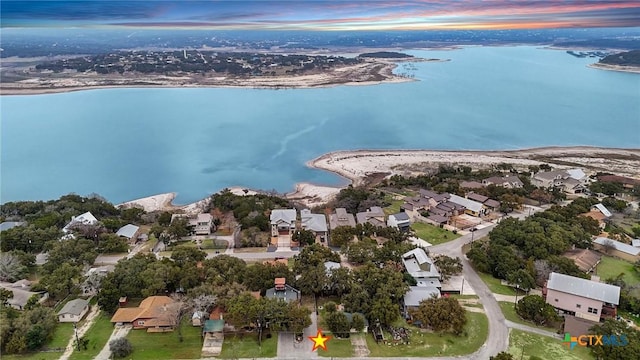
592, 204, 612, 218
448, 194, 484, 213
547, 272, 620, 305
403, 286, 440, 307
402, 248, 440, 279
58, 298, 89, 316
116, 224, 140, 238
270, 209, 297, 225
594, 237, 640, 256
301, 210, 328, 232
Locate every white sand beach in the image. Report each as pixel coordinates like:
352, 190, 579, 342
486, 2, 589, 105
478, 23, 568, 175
118, 146, 640, 211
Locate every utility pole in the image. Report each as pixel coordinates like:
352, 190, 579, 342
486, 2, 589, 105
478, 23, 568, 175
74, 322, 80, 350
461, 277, 465, 295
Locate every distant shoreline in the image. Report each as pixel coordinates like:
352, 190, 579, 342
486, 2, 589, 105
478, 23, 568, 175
118, 146, 640, 211
587, 63, 640, 74
0, 59, 433, 96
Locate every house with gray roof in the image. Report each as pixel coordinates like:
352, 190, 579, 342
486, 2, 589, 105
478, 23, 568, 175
0, 221, 25, 232
387, 212, 410, 232
532, 169, 588, 193
265, 278, 300, 303
402, 248, 441, 288
63, 211, 98, 233
403, 286, 441, 318
544, 272, 620, 322
482, 174, 524, 188
591, 204, 612, 218
300, 209, 328, 241
116, 224, 140, 240
270, 209, 297, 237
355, 207, 386, 227
329, 208, 356, 230
57, 298, 90, 322
593, 237, 640, 262
448, 194, 485, 217
0, 280, 48, 310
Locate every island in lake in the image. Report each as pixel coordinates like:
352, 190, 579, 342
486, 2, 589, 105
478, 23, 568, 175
0, 50, 442, 95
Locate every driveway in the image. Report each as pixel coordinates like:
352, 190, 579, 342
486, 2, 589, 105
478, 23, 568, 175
93, 324, 132, 360
59, 305, 101, 360
277, 311, 318, 359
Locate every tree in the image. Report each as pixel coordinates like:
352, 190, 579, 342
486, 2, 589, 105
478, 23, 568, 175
351, 313, 366, 332
601, 238, 616, 254
326, 311, 350, 338
292, 243, 340, 274
368, 296, 400, 327
410, 297, 467, 335
292, 229, 315, 246
433, 255, 463, 281
109, 337, 133, 358
0, 288, 13, 306
330, 226, 356, 247
225, 293, 288, 345
590, 319, 640, 360
171, 247, 206, 266
490, 352, 514, 360
0, 253, 27, 282
343, 239, 376, 265
506, 269, 536, 292
167, 218, 191, 240
516, 295, 558, 325
324, 301, 337, 313
286, 303, 311, 335
39, 262, 82, 300
44, 238, 97, 273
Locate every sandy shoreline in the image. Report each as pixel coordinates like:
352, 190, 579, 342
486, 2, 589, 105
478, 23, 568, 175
587, 63, 640, 74
118, 146, 640, 212
0, 61, 416, 96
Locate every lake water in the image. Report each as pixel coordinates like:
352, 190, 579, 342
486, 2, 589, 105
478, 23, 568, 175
1, 46, 639, 204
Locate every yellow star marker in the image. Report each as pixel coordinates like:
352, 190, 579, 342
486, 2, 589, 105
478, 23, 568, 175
309, 329, 331, 351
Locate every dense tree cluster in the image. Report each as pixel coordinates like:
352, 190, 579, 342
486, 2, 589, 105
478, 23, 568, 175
329, 186, 389, 215
0, 304, 58, 354
467, 197, 600, 281
209, 189, 290, 232
409, 296, 467, 335
589, 319, 640, 359
515, 295, 559, 325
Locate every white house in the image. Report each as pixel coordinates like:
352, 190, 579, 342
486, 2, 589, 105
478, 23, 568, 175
270, 209, 297, 237
387, 212, 411, 232
300, 209, 328, 242
402, 248, 441, 288
63, 211, 98, 233
57, 298, 90, 323
116, 224, 140, 240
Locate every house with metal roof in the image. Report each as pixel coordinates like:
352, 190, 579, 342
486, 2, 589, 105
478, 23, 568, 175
63, 211, 98, 233
270, 209, 297, 237
57, 298, 90, 322
265, 278, 300, 303
448, 194, 485, 217
402, 248, 441, 288
387, 212, 410, 232
403, 286, 441, 318
593, 237, 640, 262
0, 221, 25, 232
116, 224, 140, 240
300, 209, 328, 241
591, 204, 612, 218
543, 272, 620, 322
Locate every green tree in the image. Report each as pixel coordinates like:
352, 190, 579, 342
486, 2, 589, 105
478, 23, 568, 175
410, 297, 467, 335
158, 212, 172, 226
0, 253, 27, 282
204, 255, 247, 285
330, 226, 356, 247
326, 311, 350, 338
40, 262, 82, 300
433, 255, 463, 281
44, 238, 97, 273
286, 303, 311, 334
109, 337, 133, 358
351, 313, 366, 332
506, 269, 536, 292
171, 246, 206, 266
0, 288, 13, 306
368, 296, 400, 327
490, 352, 514, 360
292, 229, 315, 246
324, 301, 337, 313
516, 295, 558, 325
343, 239, 376, 265
167, 218, 191, 240
590, 320, 640, 360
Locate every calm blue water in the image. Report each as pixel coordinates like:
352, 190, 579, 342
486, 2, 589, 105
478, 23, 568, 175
1, 46, 639, 204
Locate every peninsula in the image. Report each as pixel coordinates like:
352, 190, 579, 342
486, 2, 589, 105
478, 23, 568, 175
589, 49, 640, 74
0, 50, 440, 95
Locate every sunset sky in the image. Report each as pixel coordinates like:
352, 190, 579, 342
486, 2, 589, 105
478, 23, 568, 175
2, 1, 640, 30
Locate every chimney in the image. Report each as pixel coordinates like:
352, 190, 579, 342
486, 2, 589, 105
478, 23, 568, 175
275, 277, 286, 291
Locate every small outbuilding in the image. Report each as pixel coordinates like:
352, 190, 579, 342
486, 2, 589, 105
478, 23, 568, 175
57, 299, 90, 323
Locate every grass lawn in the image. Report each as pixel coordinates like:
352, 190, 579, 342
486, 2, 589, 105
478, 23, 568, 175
411, 222, 460, 245
2, 352, 64, 360
595, 256, 640, 286
47, 322, 75, 349
219, 333, 277, 358
68, 312, 114, 360
508, 329, 593, 360
126, 318, 202, 359
477, 272, 526, 296
384, 198, 404, 215
365, 312, 488, 357
318, 336, 354, 357
498, 302, 559, 332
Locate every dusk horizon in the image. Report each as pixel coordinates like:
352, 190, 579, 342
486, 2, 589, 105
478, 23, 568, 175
2, 0, 640, 31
